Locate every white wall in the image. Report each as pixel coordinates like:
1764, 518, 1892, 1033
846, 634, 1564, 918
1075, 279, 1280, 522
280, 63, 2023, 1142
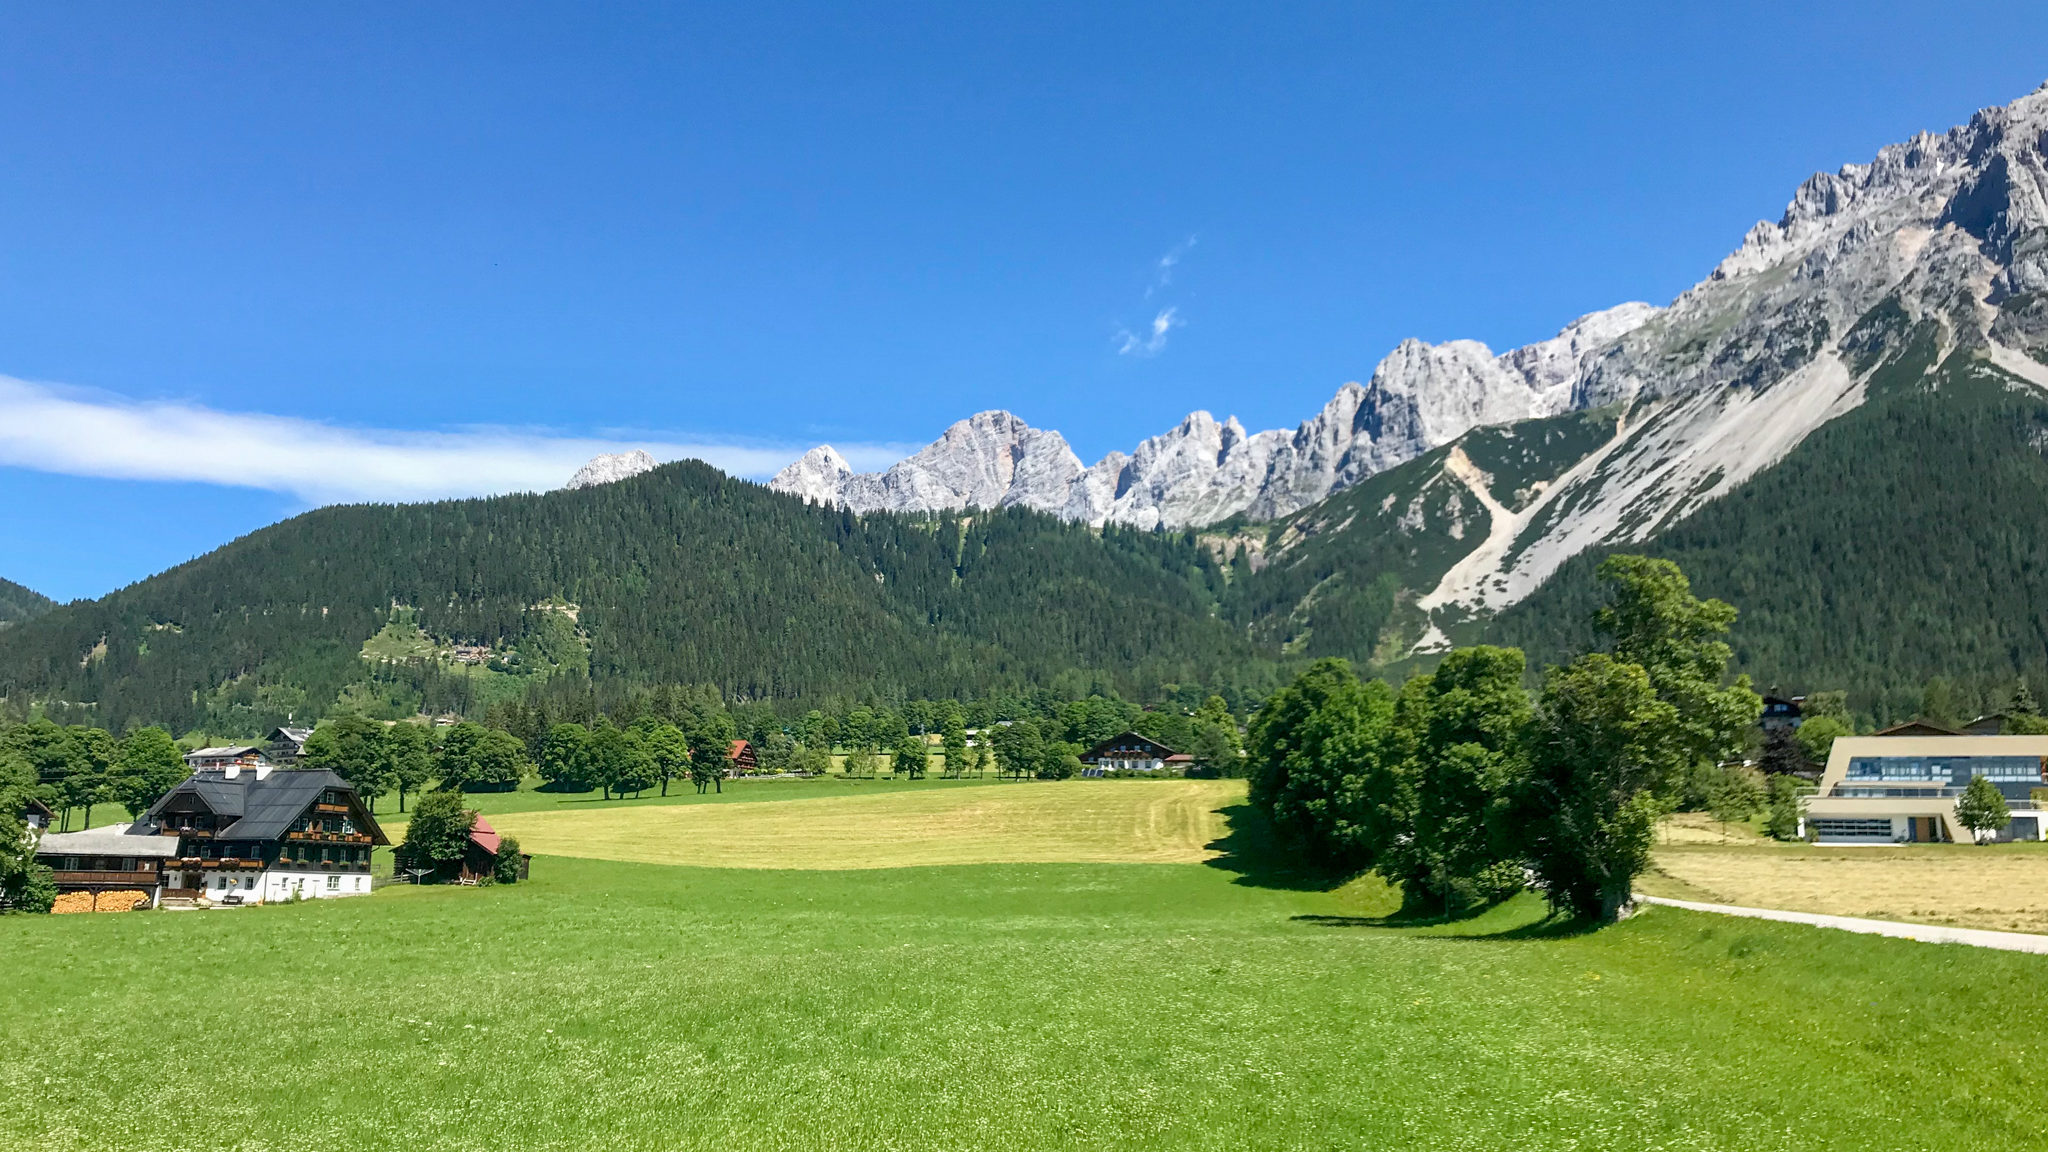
179, 867, 371, 902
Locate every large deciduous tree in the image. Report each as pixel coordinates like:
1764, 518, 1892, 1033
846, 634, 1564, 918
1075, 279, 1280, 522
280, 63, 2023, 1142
1792, 715, 1851, 765
382, 722, 435, 812
893, 735, 929, 780
1187, 695, 1243, 777
940, 710, 969, 779
1514, 654, 1675, 922
1592, 555, 1762, 790
644, 723, 690, 796
687, 712, 736, 793
538, 723, 593, 792
303, 713, 393, 812
1385, 646, 1532, 914
393, 789, 476, 882
989, 720, 1043, 781
1510, 557, 1758, 921
436, 723, 526, 791
1245, 658, 1400, 873
112, 727, 189, 818
0, 749, 55, 913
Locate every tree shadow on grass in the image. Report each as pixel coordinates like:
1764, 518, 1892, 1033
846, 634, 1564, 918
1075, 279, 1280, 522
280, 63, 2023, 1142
1289, 902, 1602, 941
1203, 804, 1355, 892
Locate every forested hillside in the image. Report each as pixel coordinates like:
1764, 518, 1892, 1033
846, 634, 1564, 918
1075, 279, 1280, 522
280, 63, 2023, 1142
0, 462, 1273, 734
0, 579, 53, 629
11, 344, 2048, 734
1492, 346, 2048, 721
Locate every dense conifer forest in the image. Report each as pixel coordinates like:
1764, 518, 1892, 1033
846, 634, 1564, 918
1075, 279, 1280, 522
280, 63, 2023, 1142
1493, 348, 2048, 722
0, 579, 53, 629
0, 463, 1275, 734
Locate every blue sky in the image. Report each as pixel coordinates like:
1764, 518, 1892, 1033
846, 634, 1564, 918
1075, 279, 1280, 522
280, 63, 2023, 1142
4, 2, 2046, 600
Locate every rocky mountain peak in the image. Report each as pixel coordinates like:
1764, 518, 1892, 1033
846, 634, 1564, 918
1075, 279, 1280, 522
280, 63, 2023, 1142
770, 305, 1659, 529
565, 449, 658, 490
770, 445, 854, 506
770, 82, 2048, 544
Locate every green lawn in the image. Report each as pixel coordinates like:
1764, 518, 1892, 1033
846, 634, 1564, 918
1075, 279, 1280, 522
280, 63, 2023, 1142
5, 843, 2045, 1149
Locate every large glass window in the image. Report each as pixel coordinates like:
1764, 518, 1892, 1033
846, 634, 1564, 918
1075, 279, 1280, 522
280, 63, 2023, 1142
1811, 818, 1896, 838
1845, 755, 2046, 783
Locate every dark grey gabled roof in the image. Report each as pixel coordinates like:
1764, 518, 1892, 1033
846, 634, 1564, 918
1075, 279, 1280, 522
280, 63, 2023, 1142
144, 768, 379, 843
220, 770, 345, 841
151, 775, 247, 818
1079, 731, 1179, 762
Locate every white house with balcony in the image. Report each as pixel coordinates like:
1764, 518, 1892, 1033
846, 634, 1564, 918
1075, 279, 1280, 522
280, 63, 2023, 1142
140, 761, 389, 905
1801, 734, 2048, 844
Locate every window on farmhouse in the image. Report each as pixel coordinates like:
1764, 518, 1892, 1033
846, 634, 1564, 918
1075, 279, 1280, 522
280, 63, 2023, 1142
326, 875, 340, 891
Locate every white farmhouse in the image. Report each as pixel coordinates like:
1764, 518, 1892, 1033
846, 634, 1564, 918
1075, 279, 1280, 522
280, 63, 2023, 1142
136, 758, 389, 905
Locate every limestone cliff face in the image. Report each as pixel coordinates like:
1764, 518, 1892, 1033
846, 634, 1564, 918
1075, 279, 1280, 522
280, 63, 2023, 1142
772, 81, 2048, 550
769, 304, 1657, 527
565, 450, 658, 490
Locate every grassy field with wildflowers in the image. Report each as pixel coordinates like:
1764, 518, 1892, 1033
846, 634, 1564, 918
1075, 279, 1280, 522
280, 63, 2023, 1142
6, 794, 2047, 1150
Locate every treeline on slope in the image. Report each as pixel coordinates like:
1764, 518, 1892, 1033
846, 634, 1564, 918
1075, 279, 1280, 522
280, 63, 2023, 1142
0, 461, 1279, 734
1247, 555, 1765, 922
1492, 342, 2048, 723
0, 578, 54, 629
318, 687, 1245, 810
0, 683, 1247, 836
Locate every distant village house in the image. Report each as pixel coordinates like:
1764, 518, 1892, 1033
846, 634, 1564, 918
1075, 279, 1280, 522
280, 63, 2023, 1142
1079, 731, 1192, 776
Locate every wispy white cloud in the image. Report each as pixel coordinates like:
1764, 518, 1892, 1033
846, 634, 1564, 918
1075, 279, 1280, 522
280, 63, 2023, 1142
1145, 235, 1197, 298
0, 375, 913, 505
1115, 307, 1182, 358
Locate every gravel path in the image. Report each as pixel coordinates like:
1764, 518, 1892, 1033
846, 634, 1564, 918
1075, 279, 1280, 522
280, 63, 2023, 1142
1635, 894, 2048, 954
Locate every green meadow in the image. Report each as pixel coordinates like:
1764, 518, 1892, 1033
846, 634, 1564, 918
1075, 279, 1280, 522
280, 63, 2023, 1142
5, 790, 2046, 1150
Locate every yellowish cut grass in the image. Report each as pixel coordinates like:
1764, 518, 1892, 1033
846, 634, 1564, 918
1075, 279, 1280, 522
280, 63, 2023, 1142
1643, 835, 2048, 935
484, 778, 1243, 870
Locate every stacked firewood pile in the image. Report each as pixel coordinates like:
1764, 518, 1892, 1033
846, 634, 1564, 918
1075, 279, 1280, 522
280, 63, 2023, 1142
50, 889, 152, 914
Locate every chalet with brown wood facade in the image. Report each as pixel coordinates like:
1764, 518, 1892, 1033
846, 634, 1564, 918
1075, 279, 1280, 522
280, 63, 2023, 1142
729, 739, 758, 775
138, 759, 389, 905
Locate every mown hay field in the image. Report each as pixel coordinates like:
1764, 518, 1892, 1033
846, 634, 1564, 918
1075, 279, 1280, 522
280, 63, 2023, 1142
1643, 837, 2048, 934
480, 779, 1240, 869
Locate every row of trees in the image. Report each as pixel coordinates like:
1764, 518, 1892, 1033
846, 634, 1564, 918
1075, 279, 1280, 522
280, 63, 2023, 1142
300, 685, 1249, 805
0, 721, 190, 912
300, 715, 526, 812
489, 688, 1245, 773
1249, 556, 1762, 922
1, 719, 191, 831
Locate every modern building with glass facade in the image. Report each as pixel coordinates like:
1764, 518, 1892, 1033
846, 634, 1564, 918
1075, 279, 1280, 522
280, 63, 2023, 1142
1801, 735, 2048, 843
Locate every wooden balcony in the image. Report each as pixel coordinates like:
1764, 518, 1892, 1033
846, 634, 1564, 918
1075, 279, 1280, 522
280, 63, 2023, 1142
52, 870, 162, 888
